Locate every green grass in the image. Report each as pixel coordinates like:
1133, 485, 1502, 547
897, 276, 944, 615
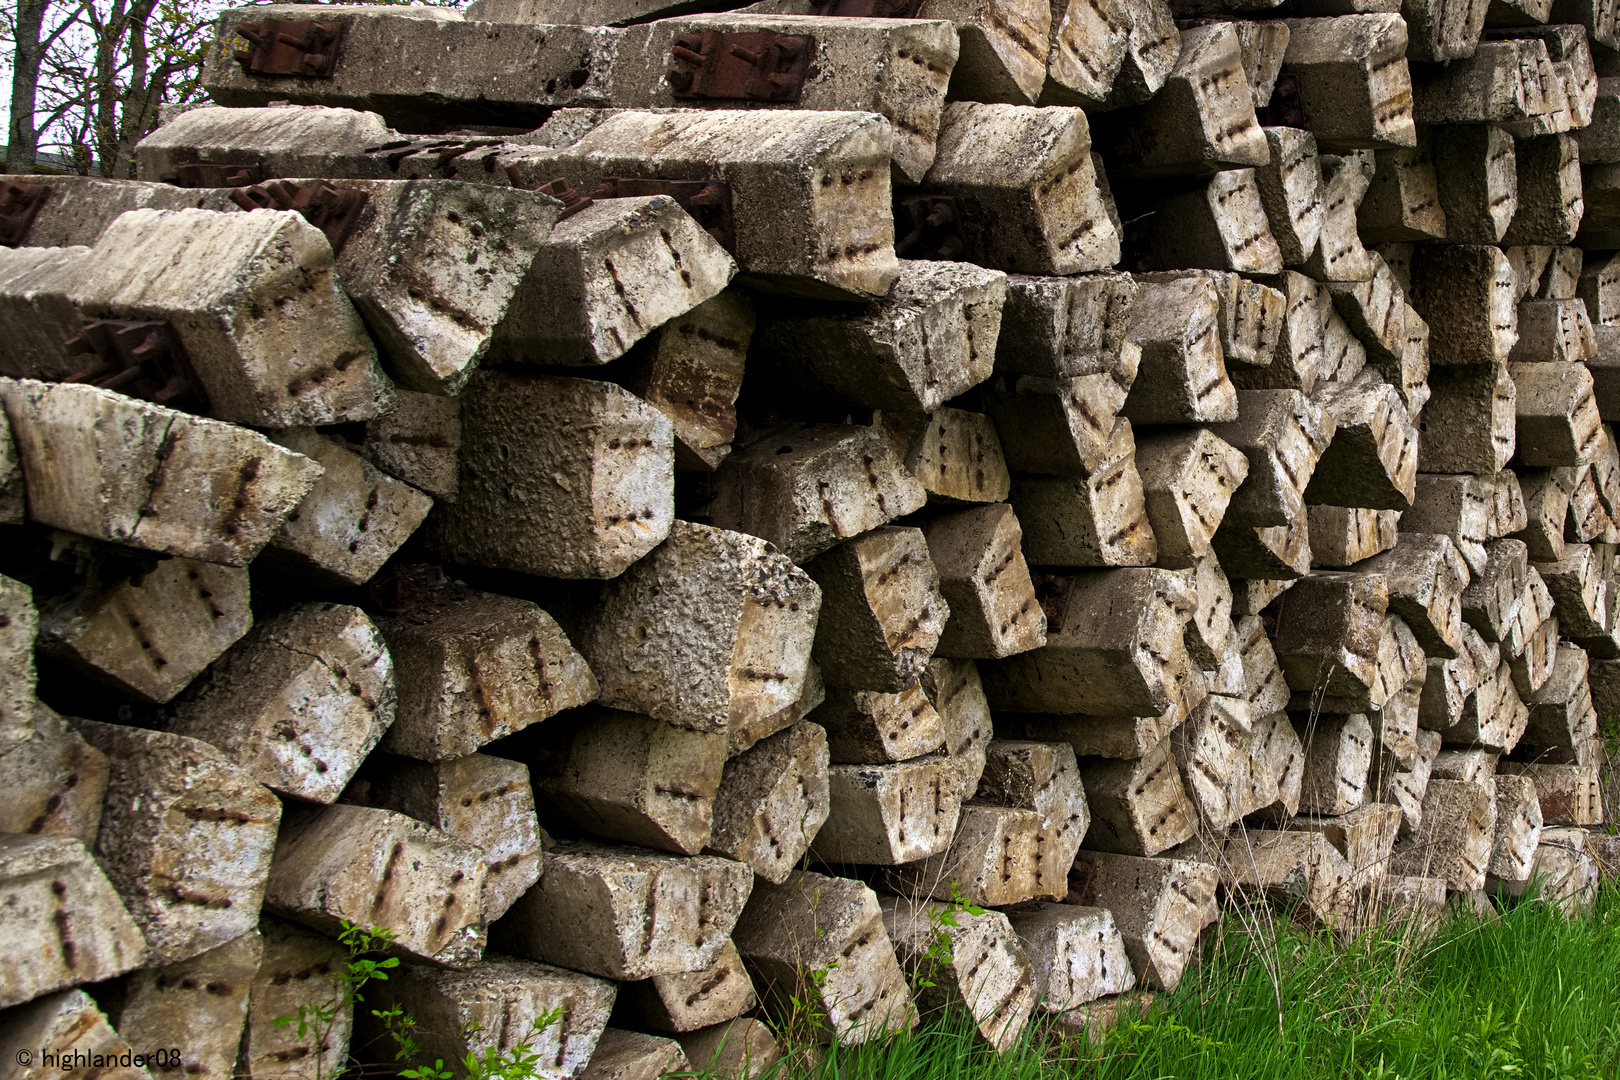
777, 882, 1620, 1080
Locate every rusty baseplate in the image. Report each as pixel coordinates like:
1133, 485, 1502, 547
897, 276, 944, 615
520, 175, 596, 220
233, 19, 347, 78
0, 181, 50, 247
64, 320, 208, 412
894, 194, 966, 261
229, 179, 370, 252
667, 30, 814, 103
368, 135, 509, 178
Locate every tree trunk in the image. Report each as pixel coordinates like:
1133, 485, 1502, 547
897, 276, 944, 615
6, 0, 50, 172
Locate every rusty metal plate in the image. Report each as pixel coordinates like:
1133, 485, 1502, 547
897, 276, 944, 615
233, 19, 346, 78
593, 178, 737, 254
666, 30, 814, 103
895, 194, 965, 261
503, 174, 599, 221
167, 162, 262, 189
229, 179, 370, 252
64, 319, 208, 412
0, 181, 50, 247
367, 135, 508, 178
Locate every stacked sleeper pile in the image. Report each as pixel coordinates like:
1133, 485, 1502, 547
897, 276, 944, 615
3, 0, 1620, 1072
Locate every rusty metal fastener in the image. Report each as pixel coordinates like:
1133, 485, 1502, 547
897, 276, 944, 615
665, 29, 814, 103
365, 135, 504, 176
368, 564, 453, 618
511, 174, 596, 221
233, 19, 347, 78
0, 181, 50, 247
895, 194, 967, 262
229, 179, 370, 252
64, 319, 209, 413
589, 178, 738, 255
166, 162, 263, 189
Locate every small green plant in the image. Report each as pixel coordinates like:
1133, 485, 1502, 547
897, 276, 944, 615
273, 921, 400, 1080
372, 1003, 426, 1070
767, 884, 840, 1058
782, 959, 838, 1042
397, 1010, 568, 1080
910, 883, 986, 993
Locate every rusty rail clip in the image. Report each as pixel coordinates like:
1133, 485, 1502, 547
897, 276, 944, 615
64, 319, 208, 412
590, 178, 737, 254
666, 30, 814, 103
0, 181, 50, 247
506, 174, 597, 220
229, 179, 370, 252
233, 19, 346, 78
894, 194, 965, 261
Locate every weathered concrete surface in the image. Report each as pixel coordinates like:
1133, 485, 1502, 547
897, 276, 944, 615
107, 931, 261, 1080
0, 989, 149, 1080
266, 803, 488, 967
806, 526, 950, 692
882, 897, 1037, 1051
535, 708, 727, 855
133, 104, 395, 184
36, 550, 252, 705
0, 704, 108, 845
165, 603, 395, 804
731, 870, 915, 1044
76, 721, 280, 966
238, 918, 350, 1080
265, 428, 432, 588
1067, 850, 1218, 992
755, 261, 1005, 415
1005, 902, 1135, 1013
615, 939, 756, 1035
918, 102, 1121, 275
498, 195, 737, 369
499, 109, 898, 300
346, 752, 544, 923
0, 379, 322, 567
579, 521, 820, 738
577, 1028, 688, 1080
71, 208, 388, 428
358, 955, 617, 1080
0, 834, 147, 1009
494, 842, 752, 981
428, 373, 674, 580
611, 14, 958, 183
707, 722, 830, 884
373, 571, 598, 762
701, 422, 926, 565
